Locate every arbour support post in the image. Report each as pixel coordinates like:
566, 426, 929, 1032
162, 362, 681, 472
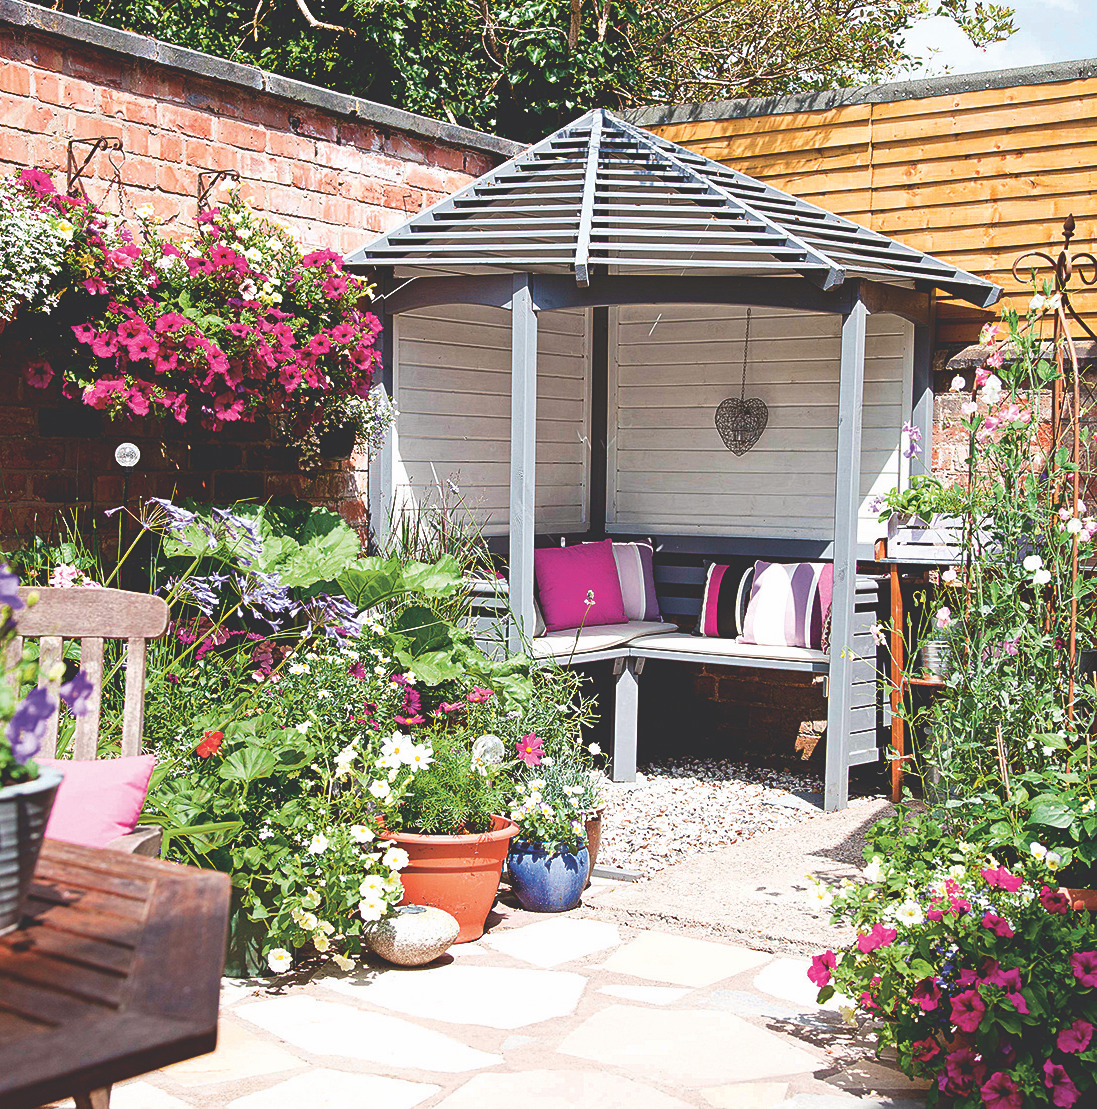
368, 300, 396, 554
825, 288, 867, 812
508, 274, 538, 654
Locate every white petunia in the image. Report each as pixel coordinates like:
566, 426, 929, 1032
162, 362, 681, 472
368, 779, 392, 801
293, 910, 319, 931
308, 834, 329, 855
358, 897, 385, 922
359, 874, 386, 897
863, 856, 885, 882
332, 953, 355, 971
350, 824, 375, 844
313, 933, 331, 952
301, 888, 321, 910
266, 948, 293, 973
382, 846, 410, 871
895, 900, 924, 927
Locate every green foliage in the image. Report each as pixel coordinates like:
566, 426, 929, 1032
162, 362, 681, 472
60, 0, 1014, 139
396, 729, 509, 834
875, 474, 971, 522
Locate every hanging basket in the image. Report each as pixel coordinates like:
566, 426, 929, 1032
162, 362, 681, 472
317, 422, 358, 460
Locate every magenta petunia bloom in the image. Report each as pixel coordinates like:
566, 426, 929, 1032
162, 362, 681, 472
308, 333, 332, 356
1043, 1060, 1080, 1107
1057, 1019, 1093, 1054
808, 950, 836, 988
24, 360, 54, 388
981, 912, 1014, 938
1070, 950, 1097, 986
950, 988, 987, 1033
19, 167, 56, 196
980, 1072, 1022, 1109
911, 977, 942, 1011
72, 323, 97, 344
911, 1037, 940, 1063
980, 865, 1023, 893
330, 322, 356, 344
1040, 885, 1072, 915
856, 923, 897, 953
90, 331, 119, 358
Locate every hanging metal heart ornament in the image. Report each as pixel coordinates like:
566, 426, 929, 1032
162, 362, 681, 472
715, 307, 768, 455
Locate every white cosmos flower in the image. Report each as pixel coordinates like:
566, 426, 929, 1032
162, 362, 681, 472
266, 948, 293, 973
382, 846, 410, 871
308, 834, 329, 855
332, 953, 355, 971
406, 743, 433, 771
381, 733, 413, 767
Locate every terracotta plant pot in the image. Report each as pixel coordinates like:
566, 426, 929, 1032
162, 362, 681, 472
1065, 887, 1097, 912
387, 815, 519, 943
0, 769, 62, 935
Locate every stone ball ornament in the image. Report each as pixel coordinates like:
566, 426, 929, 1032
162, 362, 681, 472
366, 905, 461, 966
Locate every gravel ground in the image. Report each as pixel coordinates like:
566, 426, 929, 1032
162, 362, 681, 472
596, 759, 870, 878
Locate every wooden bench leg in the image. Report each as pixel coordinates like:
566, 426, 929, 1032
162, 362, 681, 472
612, 658, 639, 782
75, 1087, 111, 1109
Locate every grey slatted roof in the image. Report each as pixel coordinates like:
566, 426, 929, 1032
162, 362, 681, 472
345, 109, 1000, 308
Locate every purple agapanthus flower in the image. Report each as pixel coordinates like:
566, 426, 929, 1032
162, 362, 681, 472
211, 507, 263, 564
59, 670, 95, 717
6, 686, 56, 763
0, 563, 25, 613
902, 421, 923, 460
166, 575, 221, 616
235, 570, 297, 629
298, 593, 364, 642
144, 497, 218, 547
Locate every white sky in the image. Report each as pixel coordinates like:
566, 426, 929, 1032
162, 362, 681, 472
901, 0, 1097, 78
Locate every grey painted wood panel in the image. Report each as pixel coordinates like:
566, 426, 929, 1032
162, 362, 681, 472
395, 304, 591, 535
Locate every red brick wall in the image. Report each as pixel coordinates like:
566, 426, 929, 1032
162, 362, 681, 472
0, 12, 513, 548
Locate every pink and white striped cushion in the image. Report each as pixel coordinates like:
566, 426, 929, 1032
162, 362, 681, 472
739, 561, 831, 650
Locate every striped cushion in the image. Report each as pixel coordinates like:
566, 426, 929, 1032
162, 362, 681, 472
739, 561, 832, 650
610, 541, 661, 622
698, 563, 748, 638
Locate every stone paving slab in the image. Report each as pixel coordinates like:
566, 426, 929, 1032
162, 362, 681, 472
600, 930, 772, 986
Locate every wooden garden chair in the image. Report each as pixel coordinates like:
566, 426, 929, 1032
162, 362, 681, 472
10, 586, 170, 855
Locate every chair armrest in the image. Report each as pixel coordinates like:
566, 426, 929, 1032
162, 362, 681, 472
104, 825, 162, 856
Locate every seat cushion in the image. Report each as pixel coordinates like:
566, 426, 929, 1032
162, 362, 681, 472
740, 560, 832, 650
629, 632, 828, 666
532, 621, 678, 660
37, 754, 156, 849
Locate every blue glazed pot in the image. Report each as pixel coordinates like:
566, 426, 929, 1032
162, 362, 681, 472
507, 840, 589, 913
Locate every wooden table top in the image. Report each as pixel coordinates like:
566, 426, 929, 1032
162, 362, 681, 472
0, 839, 230, 1109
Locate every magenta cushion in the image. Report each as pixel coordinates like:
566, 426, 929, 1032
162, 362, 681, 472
37, 754, 156, 848
534, 539, 627, 632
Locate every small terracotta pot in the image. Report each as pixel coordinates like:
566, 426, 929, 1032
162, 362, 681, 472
583, 808, 604, 887
386, 816, 519, 943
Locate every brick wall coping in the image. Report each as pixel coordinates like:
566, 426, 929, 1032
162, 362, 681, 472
627, 56, 1097, 127
947, 340, 1097, 371
0, 0, 523, 159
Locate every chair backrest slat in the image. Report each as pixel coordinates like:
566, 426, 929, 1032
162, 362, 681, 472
3, 636, 22, 695
36, 635, 63, 760
73, 636, 105, 760
121, 638, 148, 758
11, 588, 168, 763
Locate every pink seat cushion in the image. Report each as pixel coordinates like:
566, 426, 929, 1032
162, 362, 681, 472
37, 755, 156, 848
534, 539, 627, 632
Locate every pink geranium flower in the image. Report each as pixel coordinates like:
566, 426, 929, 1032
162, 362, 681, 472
1043, 1060, 1080, 1107
1058, 1019, 1093, 1053
856, 923, 897, 953
950, 988, 987, 1033
516, 733, 544, 767
980, 1072, 1022, 1109
807, 950, 835, 988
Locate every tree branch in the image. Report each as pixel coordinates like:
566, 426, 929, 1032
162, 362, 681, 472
294, 0, 355, 35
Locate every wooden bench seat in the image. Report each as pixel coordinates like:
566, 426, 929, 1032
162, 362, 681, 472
531, 620, 677, 661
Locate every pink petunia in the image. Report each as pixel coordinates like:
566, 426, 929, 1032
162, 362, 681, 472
308, 333, 332, 356
82, 276, 108, 296
980, 1072, 1022, 1109
90, 331, 120, 358
1040, 885, 1072, 915
981, 866, 1023, 893
911, 977, 942, 1011
1043, 1060, 1080, 1108
1058, 1019, 1093, 1054
950, 988, 987, 1033
856, 923, 897, 953
808, 950, 836, 988
911, 1037, 940, 1064
1071, 950, 1097, 987
982, 912, 1014, 938
24, 360, 54, 388
18, 167, 56, 196
321, 274, 349, 299
154, 312, 188, 335
124, 332, 159, 361
330, 322, 357, 344
72, 323, 97, 344
302, 249, 342, 268
516, 732, 544, 767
